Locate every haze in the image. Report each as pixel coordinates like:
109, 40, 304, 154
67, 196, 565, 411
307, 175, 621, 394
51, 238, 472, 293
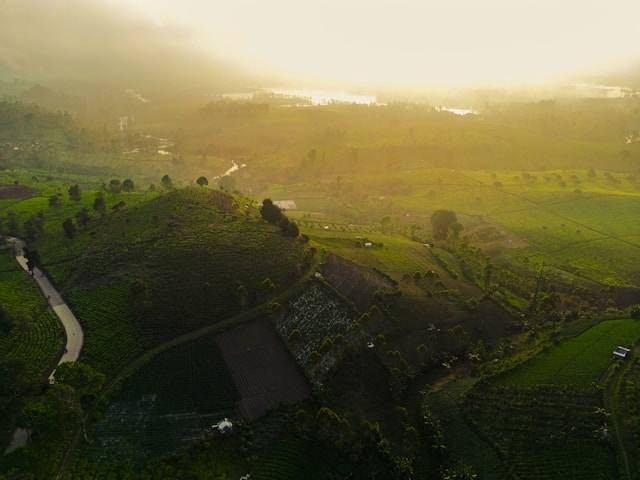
106, 0, 640, 87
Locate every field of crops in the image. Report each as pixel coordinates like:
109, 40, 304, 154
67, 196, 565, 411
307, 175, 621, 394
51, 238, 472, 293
496, 319, 640, 386
465, 384, 616, 480
0, 249, 63, 379
61, 187, 306, 345
76, 333, 238, 469
277, 283, 356, 367
252, 436, 353, 480
66, 283, 141, 376
425, 378, 507, 480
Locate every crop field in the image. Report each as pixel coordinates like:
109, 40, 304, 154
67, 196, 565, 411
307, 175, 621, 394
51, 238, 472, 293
321, 252, 396, 311
496, 319, 640, 386
66, 283, 141, 377
0, 249, 63, 379
294, 167, 640, 288
216, 318, 311, 419
78, 334, 238, 467
252, 436, 353, 480
425, 378, 507, 480
465, 384, 616, 480
63, 188, 307, 345
277, 283, 356, 367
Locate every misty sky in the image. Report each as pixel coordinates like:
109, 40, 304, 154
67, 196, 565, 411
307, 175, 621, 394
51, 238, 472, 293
104, 0, 640, 87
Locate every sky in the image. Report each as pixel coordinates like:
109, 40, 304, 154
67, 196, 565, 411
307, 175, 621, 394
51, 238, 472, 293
101, 0, 640, 88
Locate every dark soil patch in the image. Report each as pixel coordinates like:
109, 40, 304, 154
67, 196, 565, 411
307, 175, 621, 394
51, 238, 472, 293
216, 318, 311, 419
0, 184, 35, 199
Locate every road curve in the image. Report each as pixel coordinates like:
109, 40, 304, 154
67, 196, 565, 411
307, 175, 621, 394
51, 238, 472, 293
4, 237, 84, 454
7, 237, 84, 373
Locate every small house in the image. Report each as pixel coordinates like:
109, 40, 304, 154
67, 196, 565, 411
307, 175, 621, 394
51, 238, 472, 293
613, 346, 630, 360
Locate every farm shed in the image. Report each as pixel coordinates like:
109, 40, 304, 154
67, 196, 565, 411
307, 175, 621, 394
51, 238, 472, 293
612, 346, 630, 359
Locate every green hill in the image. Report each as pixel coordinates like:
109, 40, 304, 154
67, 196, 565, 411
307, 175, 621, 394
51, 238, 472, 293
37, 187, 309, 375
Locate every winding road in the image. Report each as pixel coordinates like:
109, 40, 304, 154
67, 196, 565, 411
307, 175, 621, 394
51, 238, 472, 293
4, 237, 84, 454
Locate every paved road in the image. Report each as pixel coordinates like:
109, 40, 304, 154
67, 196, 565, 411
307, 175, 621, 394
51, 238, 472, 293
4, 237, 84, 454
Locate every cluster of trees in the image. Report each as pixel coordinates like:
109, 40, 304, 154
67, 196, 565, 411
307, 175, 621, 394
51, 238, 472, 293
105, 178, 134, 194
0, 211, 45, 242
260, 199, 299, 237
292, 406, 415, 479
18, 362, 105, 438
431, 210, 463, 241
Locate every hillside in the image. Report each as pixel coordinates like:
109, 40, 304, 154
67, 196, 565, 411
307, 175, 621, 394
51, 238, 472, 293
57, 188, 308, 372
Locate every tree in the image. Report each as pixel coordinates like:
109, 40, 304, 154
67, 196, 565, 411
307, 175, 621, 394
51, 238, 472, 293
75, 208, 90, 227
430, 210, 458, 240
48, 195, 60, 208
62, 218, 76, 238
54, 362, 105, 402
19, 384, 81, 434
260, 199, 283, 224
196, 176, 209, 187
23, 247, 40, 273
219, 175, 236, 192
68, 184, 81, 201
7, 212, 18, 236
23, 219, 36, 241
122, 178, 135, 192
93, 194, 106, 215
281, 219, 299, 237
381, 216, 392, 233
161, 174, 173, 189
108, 179, 121, 194
34, 211, 45, 233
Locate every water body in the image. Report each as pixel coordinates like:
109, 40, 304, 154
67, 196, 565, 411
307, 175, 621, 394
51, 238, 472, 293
212, 160, 247, 180
572, 83, 640, 99
435, 106, 477, 116
221, 88, 377, 105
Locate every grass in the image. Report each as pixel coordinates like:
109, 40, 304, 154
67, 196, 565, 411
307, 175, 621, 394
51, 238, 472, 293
495, 319, 640, 386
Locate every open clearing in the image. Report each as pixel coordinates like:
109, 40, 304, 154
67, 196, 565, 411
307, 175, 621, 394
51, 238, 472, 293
496, 318, 640, 386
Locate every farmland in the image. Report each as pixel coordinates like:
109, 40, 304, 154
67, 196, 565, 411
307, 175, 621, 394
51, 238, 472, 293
252, 435, 353, 480
277, 283, 357, 368
495, 319, 640, 386
72, 333, 239, 471
0, 248, 63, 379
216, 318, 311, 419
465, 384, 617, 480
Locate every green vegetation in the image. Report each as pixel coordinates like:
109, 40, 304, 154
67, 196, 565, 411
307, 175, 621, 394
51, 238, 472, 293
496, 319, 640, 386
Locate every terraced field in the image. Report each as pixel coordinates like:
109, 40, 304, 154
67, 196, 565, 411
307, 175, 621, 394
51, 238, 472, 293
66, 284, 141, 376
0, 249, 63, 379
496, 319, 640, 386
